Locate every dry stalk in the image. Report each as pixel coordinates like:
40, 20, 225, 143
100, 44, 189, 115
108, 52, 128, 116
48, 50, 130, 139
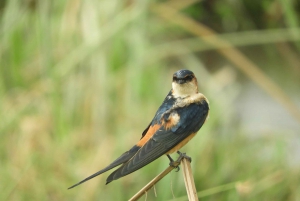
128, 154, 198, 201
128, 165, 178, 201
181, 158, 199, 201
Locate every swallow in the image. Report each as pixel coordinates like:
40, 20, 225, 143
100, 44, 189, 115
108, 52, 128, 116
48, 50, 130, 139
68, 69, 209, 189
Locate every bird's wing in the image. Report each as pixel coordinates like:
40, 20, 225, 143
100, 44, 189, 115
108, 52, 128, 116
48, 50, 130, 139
68, 95, 173, 189
140, 90, 175, 139
106, 101, 209, 183
140, 122, 151, 139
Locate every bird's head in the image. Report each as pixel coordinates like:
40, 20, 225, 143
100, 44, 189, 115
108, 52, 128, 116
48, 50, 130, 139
172, 69, 198, 98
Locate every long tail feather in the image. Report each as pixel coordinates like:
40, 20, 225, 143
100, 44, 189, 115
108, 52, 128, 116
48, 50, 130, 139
68, 146, 140, 189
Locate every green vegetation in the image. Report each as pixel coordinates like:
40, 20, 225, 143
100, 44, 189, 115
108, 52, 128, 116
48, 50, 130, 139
1, 0, 299, 200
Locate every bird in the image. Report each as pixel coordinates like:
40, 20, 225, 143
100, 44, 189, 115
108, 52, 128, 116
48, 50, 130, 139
68, 69, 209, 189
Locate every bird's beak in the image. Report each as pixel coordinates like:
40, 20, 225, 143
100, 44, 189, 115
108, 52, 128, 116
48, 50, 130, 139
177, 79, 185, 84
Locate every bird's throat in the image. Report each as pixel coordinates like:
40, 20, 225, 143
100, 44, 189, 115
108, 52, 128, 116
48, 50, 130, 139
172, 82, 198, 98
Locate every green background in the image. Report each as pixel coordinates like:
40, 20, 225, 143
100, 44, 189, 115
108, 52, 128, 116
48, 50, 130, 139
1, 0, 300, 200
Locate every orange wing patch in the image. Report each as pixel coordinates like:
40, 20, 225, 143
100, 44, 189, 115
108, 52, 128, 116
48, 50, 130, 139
162, 113, 180, 130
136, 124, 161, 147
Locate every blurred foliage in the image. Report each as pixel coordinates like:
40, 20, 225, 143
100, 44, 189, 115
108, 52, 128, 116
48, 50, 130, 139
1, 0, 300, 200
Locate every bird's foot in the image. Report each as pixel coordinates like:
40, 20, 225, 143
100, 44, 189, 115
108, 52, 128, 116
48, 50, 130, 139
177, 151, 192, 163
167, 152, 192, 172
167, 154, 181, 172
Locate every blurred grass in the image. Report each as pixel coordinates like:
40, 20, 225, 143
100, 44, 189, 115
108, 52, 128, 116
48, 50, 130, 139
1, 0, 300, 200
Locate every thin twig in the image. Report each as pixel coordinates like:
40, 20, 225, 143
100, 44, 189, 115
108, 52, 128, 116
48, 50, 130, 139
181, 158, 199, 201
129, 154, 199, 201
128, 166, 179, 201
129, 156, 183, 201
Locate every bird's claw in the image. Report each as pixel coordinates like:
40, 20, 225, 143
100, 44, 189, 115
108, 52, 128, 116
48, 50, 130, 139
169, 160, 180, 169
168, 151, 192, 172
177, 151, 192, 163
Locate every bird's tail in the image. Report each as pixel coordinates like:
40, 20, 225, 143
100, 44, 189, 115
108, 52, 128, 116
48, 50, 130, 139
68, 145, 140, 189
68, 165, 113, 189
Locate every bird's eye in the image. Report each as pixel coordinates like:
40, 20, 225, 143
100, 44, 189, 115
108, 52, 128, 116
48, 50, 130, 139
173, 74, 193, 83
185, 75, 193, 81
